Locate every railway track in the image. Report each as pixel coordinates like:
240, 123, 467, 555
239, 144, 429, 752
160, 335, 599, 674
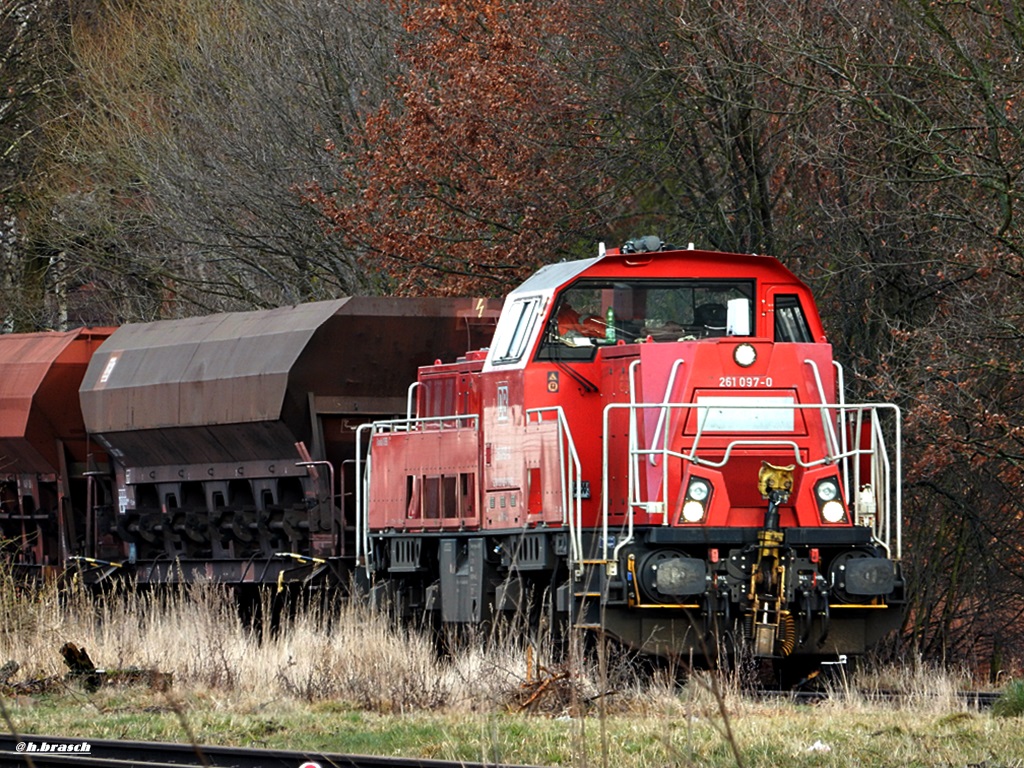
0, 734, 542, 768
757, 689, 1002, 709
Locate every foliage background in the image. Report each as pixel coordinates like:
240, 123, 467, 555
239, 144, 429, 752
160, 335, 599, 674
3, 0, 1024, 672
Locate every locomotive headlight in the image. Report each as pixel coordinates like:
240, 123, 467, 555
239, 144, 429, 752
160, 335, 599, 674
687, 478, 710, 502
815, 478, 840, 502
681, 478, 712, 523
821, 500, 846, 523
733, 343, 757, 367
816, 478, 846, 523
682, 500, 707, 523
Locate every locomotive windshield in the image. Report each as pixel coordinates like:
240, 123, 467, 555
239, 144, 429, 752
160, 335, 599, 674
539, 279, 754, 359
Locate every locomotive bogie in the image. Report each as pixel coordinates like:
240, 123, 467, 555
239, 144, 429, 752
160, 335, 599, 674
367, 528, 570, 631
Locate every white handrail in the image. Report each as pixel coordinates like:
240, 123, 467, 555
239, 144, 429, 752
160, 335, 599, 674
647, 358, 685, 466
627, 360, 642, 503
354, 422, 375, 574
406, 381, 423, 421
604, 399, 902, 561
527, 407, 583, 566
833, 360, 850, 499
803, 358, 842, 459
604, 404, 633, 564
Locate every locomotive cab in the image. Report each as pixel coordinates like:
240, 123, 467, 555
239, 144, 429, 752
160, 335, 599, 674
362, 237, 904, 666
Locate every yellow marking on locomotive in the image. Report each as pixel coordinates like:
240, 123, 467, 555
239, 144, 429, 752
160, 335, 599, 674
625, 554, 701, 609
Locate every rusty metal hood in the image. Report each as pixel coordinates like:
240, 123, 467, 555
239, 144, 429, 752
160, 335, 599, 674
0, 328, 112, 474
80, 300, 347, 433
79, 297, 499, 467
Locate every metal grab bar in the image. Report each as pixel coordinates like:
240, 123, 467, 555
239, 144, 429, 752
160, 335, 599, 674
354, 422, 374, 573
804, 358, 843, 460
646, 359, 685, 466
406, 381, 423, 421
603, 399, 902, 561
526, 407, 583, 568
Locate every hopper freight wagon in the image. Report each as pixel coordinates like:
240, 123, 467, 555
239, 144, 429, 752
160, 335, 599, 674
74, 297, 499, 586
0, 328, 114, 581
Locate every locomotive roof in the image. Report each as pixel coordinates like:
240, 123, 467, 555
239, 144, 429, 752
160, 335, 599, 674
511, 245, 807, 296
512, 256, 602, 294
483, 243, 813, 372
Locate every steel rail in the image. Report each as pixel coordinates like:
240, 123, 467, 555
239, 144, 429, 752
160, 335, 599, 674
0, 734, 546, 768
754, 689, 1002, 709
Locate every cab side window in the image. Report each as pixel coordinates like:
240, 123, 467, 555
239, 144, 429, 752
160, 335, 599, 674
775, 294, 813, 342
491, 296, 543, 364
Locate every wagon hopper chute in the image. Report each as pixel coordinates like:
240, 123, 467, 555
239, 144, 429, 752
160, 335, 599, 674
79, 297, 498, 585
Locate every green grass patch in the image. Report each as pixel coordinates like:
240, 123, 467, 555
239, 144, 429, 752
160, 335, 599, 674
993, 679, 1024, 717
5, 691, 1024, 767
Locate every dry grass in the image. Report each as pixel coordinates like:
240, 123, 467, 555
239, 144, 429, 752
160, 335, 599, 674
0, 574, 1001, 714
2, 569, 1023, 767
3, 581, 452, 712
2, 577, 595, 715
820, 654, 976, 713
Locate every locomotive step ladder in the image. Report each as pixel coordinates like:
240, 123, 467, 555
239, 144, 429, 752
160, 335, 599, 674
571, 557, 613, 630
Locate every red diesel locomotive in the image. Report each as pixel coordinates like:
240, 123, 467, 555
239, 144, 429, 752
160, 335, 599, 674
360, 237, 904, 662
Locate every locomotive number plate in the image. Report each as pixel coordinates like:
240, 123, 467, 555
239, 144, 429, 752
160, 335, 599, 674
696, 396, 795, 432
719, 376, 773, 387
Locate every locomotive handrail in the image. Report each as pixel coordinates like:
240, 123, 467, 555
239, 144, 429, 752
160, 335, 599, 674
603, 403, 634, 565
870, 408, 900, 556
683, 399, 826, 468
846, 407, 897, 558
406, 381, 423, 421
640, 400, 890, 466
803, 358, 843, 461
369, 414, 479, 432
627, 360, 643, 504
682, 439, 821, 468
640, 358, 686, 467
354, 422, 374, 573
355, 414, 481, 573
525, 406, 583, 567
832, 404, 900, 558
603, 399, 902, 560
625, 357, 682, 528
833, 361, 851, 499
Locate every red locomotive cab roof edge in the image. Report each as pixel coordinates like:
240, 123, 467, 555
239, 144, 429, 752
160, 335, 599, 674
599, 242, 810, 286
483, 239, 826, 372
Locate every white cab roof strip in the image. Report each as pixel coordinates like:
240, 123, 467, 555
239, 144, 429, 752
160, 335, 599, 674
483, 257, 600, 372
